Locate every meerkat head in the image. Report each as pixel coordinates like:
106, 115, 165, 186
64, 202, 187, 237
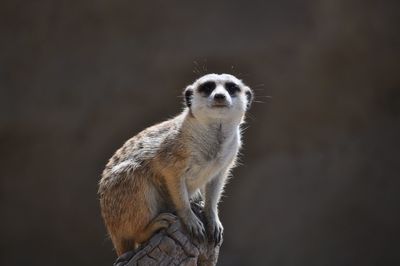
184, 73, 253, 122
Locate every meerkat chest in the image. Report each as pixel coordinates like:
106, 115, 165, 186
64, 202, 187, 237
185, 134, 239, 191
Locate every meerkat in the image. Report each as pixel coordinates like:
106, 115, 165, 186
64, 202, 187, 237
98, 73, 253, 256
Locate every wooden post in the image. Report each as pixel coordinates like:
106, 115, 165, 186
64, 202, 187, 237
113, 201, 222, 266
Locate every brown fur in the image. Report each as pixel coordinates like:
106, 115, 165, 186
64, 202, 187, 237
99, 114, 193, 255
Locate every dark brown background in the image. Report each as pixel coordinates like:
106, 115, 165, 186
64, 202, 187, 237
1, 1, 400, 265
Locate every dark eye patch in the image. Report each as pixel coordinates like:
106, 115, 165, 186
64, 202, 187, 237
225, 82, 241, 95
198, 81, 216, 96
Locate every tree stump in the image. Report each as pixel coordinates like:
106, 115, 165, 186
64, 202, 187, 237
113, 201, 222, 266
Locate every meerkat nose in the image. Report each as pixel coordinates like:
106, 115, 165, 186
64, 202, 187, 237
214, 93, 226, 101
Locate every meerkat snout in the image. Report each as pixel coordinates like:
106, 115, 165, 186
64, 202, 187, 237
210, 85, 230, 107
213, 93, 226, 101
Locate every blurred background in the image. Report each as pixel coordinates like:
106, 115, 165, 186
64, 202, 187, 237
1, 0, 400, 265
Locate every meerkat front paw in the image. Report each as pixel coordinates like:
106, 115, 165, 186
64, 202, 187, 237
181, 210, 206, 241
206, 215, 223, 245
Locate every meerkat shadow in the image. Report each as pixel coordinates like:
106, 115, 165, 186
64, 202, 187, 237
113, 200, 222, 266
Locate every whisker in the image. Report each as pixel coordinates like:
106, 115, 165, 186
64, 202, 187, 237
193, 61, 201, 75
246, 112, 256, 121
230, 65, 236, 75
238, 72, 250, 78
253, 83, 265, 88
255, 95, 272, 98
202, 58, 208, 72
241, 125, 250, 131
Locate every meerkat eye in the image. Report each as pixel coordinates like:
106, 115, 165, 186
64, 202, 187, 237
198, 81, 216, 96
225, 82, 241, 96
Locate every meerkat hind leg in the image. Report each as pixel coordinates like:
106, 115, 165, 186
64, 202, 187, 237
135, 213, 177, 244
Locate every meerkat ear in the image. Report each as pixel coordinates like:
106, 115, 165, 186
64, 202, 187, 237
245, 87, 254, 110
184, 86, 194, 108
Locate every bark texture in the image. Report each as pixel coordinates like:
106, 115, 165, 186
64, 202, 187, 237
113, 202, 221, 266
